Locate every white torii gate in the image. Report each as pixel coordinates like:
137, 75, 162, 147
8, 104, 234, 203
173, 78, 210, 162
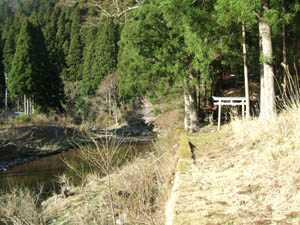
212, 96, 247, 131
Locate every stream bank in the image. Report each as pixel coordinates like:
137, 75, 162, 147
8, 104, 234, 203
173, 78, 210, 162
0, 124, 155, 171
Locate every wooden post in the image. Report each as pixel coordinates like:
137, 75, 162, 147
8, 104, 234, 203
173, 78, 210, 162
218, 101, 222, 131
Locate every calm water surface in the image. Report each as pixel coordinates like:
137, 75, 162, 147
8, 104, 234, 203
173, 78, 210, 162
0, 143, 151, 194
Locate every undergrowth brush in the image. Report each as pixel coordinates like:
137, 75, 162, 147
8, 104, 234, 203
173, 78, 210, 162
0, 187, 44, 225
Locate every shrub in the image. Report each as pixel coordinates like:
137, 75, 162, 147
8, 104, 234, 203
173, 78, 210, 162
15, 114, 31, 124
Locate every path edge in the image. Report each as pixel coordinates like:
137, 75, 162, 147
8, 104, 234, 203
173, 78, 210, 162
165, 133, 193, 225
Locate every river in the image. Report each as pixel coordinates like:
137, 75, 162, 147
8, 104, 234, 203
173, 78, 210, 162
0, 142, 152, 195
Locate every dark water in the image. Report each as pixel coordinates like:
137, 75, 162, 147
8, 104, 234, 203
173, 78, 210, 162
0, 150, 79, 194
0, 142, 151, 194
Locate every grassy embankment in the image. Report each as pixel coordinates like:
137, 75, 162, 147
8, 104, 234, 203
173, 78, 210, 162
0, 130, 179, 225
0, 107, 183, 224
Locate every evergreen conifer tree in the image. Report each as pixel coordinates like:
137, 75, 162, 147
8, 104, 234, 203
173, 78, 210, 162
118, 0, 180, 101
81, 26, 98, 96
2, 26, 15, 75
65, 33, 83, 82
64, 7, 83, 82
8, 19, 34, 98
56, 9, 71, 72
9, 18, 63, 112
81, 19, 119, 96
30, 13, 64, 112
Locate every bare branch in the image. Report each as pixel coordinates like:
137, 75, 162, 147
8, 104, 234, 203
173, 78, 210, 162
91, 3, 140, 18
113, 0, 121, 13
58, 0, 143, 24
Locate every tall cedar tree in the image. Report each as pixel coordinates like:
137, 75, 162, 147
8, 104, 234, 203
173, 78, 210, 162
30, 13, 64, 112
81, 19, 119, 96
160, 0, 224, 132
81, 26, 98, 96
214, 0, 257, 118
8, 18, 62, 112
8, 19, 35, 99
2, 20, 16, 75
43, 7, 60, 68
56, 8, 72, 73
65, 7, 83, 82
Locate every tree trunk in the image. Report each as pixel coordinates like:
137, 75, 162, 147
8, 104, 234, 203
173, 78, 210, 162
282, 0, 287, 94
184, 76, 199, 132
259, 21, 265, 117
259, 1, 276, 120
242, 22, 250, 119
27, 97, 30, 115
32, 97, 35, 114
24, 95, 27, 115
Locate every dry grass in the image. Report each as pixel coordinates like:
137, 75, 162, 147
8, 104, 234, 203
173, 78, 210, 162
171, 69, 300, 224
0, 187, 45, 225
155, 109, 184, 131
172, 104, 300, 224
42, 131, 178, 225
1, 131, 177, 225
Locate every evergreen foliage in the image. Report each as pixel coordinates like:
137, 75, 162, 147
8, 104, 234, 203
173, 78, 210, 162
81, 26, 98, 96
8, 18, 63, 112
65, 33, 83, 82
1, 25, 16, 75
64, 7, 83, 82
8, 19, 35, 98
17, 0, 58, 16
56, 9, 70, 72
0, 0, 298, 122
118, 0, 182, 103
81, 19, 119, 96
0, 0, 14, 23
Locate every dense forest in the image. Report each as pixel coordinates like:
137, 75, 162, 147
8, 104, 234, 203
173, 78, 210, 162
0, 0, 299, 131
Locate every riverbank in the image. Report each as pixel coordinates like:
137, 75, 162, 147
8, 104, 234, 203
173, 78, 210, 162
0, 124, 155, 171
0, 127, 177, 225
0, 125, 84, 171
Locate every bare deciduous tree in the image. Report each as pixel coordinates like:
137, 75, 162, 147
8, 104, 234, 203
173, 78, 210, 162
60, 0, 144, 24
